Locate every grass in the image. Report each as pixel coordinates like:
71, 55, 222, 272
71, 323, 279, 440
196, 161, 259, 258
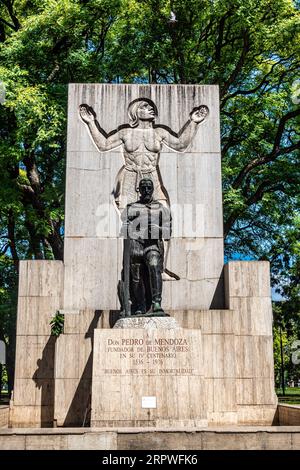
276, 387, 300, 404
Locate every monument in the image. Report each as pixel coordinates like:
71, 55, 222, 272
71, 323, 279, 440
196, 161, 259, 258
9, 84, 277, 430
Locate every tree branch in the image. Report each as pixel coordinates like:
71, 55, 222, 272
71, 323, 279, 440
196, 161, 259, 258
224, 181, 285, 238
0, 16, 16, 31
0, 0, 20, 31
23, 151, 42, 194
231, 108, 300, 189
220, 30, 250, 97
215, 7, 236, 62
221, 58, 290, 108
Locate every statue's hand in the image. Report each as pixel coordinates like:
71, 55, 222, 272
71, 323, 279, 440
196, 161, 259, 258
79, 104, 96, 123
190, 105, 209, 123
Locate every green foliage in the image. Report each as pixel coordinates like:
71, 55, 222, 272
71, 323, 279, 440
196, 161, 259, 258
0, 256, 18, 394
50, 311, 64, 337
1, 365, 8, 392
273, 324, 289, 385
273, 302, 300, 387
276, 387, 300, 404
0, 258, 17, 339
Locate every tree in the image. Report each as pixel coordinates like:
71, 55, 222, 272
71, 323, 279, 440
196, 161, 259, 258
0, 0, 299, 390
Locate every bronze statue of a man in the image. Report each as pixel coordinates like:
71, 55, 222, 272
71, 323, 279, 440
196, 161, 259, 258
120, 178, 171, 316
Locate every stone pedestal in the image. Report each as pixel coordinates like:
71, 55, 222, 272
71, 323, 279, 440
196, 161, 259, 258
91, 326, 207, 427
11, 260, 277, 428
114, 317, 180, 329
10, 261, 63, 428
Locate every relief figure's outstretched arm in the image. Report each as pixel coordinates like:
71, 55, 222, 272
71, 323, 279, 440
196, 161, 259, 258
79, 104, 122, 152
157, 105, 209, 152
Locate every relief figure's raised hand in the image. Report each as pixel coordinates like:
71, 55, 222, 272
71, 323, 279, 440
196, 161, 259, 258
79, 104, 96, 123
190, 105, 209, 123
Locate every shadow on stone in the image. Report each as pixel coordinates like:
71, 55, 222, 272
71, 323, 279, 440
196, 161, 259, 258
63, 310, 101, 426
63, 354, 93, 427
109, 310, 122, 328
32, 336, 56, 427
61, 309, 135, 426
210, 269, 225, 309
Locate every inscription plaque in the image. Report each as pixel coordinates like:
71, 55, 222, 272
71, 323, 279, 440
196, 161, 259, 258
91, 328, 206, 426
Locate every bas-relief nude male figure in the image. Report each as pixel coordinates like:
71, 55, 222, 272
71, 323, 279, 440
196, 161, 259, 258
79, 98, 209, 210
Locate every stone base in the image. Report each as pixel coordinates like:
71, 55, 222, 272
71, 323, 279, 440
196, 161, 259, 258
113, 317, 180, 329
91, 327, 205, 427
0, 406, 9, 428
1, 425, 300, 450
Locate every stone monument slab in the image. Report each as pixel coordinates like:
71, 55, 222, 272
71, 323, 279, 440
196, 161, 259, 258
91, 327, 206, 427
63, 84, 224, 310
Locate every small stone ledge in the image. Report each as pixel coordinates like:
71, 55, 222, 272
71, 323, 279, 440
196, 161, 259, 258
0, 427, 300, 450
113, 317, 180, 329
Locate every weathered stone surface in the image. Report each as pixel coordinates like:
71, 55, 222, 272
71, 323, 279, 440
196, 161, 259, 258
13, 305, 277, 426
25, 434, 68, 450
64, 161, 122, 238
0, 406, 9, 428
205, 378, 237, 412
54, 334, 92, 379
206, 412, 238, 425
53, 311, 108, 426
259, 431, 293, 450
18, 260, 64, 298
11, 261, 63, 428
9, 405, 54, 428
54, 378, 91, 427
224, 261, 271, 301
14, 335, 55, 379
0, 435, 26, 450
230, 297, 273, 336
1, 428, 300, 450
117, 431, 204, 450
67, 432, 117, 450
16, 297, 61, 336
237, 405, 278, 425
162, 278, 224, 310
63, 237, 122, 310
292, 432, 300, 449
53, 310, 101, 426
63, 241, 224, 309
202, 335, 235, 378
114, 317, 180, 330
235, 335, 275, 379
13, 379, 54, 406
64, 84, 224, 311
11, 334, 56, 425
162, 238, 224, 282
91, 328, 206, 427
173, 309, 235, 333
63, 309, 101, 334
278, 404, 300, 426
201, 431, 261, 450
